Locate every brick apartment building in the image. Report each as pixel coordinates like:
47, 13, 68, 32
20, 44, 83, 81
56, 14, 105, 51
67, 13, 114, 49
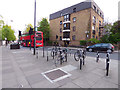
49, 0, 104, 46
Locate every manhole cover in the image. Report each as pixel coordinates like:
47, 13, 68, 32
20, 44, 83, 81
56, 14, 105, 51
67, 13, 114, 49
41, 68, 71, 83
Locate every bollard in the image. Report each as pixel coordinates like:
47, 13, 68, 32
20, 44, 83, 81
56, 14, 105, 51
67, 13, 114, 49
47, 50, 49, 61
65, 51, 67, 62
82, 50, 85, 65
80, 57, 82, 70
60, 51, 62, 65
106, 53, 110, 76
53, 50, 54, 59
96, 51, 99, 62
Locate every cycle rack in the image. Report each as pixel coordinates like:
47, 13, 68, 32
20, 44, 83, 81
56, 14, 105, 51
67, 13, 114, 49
36, 48, 39, 59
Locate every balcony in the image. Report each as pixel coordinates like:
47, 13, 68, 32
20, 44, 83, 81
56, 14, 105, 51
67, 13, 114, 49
62, 38, 70, 41
63, 27, 70, 32
63, 29, 70, 32
63, 20, 70, 24
62, 32, 70, 41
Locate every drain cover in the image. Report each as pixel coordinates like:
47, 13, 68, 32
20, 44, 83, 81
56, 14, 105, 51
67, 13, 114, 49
42, 68, 71, 83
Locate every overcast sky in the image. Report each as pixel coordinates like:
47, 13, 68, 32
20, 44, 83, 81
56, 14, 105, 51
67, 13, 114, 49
0, 0, 119, 38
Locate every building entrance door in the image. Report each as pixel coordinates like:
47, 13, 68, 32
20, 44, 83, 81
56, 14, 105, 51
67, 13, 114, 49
64, 41, 69, 47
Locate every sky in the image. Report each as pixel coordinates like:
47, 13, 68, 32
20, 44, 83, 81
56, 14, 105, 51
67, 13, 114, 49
0, 0, 119, 39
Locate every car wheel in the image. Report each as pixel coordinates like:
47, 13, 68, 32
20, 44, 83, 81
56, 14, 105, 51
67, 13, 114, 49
89, 48, 92, 52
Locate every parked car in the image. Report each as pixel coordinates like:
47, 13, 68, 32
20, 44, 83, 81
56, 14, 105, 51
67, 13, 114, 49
86, 43, 114, 53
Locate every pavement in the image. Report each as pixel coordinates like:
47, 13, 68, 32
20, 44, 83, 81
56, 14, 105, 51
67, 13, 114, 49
0, 45, 120, 89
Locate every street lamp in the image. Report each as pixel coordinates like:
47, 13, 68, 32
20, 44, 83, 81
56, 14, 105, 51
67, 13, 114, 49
33, 0, 36, 55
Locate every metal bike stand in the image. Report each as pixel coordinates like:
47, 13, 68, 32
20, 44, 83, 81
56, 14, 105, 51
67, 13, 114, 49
36, 48, 38, 59
65, 52, 67, 62
80, 57, 82, 70
82, 51, 85, 65
60, 51, 62, 65
106, 53, 110, 76
47, 49, 49, 61
96, 51, 99, 62
53, 50, 54, 59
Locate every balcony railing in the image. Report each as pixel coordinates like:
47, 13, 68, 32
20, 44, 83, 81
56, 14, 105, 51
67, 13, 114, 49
63, 27, 70, 30
63, 32, 70, 38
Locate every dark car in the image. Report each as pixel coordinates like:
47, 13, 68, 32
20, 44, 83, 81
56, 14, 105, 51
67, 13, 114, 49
86, 43, 114, 53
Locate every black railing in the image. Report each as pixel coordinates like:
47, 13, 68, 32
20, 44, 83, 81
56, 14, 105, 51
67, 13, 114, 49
63, 32, 70, 38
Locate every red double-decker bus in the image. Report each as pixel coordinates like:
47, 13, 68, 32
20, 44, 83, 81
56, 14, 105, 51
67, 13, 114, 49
20, 31, 43, 47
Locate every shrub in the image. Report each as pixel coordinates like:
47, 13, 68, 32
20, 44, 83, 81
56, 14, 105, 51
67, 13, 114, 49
80, 40, 87, 46
88, 38, 100, 45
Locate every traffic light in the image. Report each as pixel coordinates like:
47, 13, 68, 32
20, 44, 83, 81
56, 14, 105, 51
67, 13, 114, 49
19, 31, 21, 36
29, 27, 33, 35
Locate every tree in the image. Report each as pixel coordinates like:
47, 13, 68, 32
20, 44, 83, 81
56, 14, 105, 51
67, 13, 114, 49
0, 15, 4, 41
37, 18, 50, 41
109, 21, 120, 44
2, 25, 16, 41
100, 23, 112, 43
24, 24, 33, 33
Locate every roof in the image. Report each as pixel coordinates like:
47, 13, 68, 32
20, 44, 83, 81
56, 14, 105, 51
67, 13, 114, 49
49, 0, 104, 20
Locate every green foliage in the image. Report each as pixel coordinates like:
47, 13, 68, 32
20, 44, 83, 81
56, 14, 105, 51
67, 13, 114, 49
109, 21, 120, 44
24, 24, 33, 33
88, 38, 100, 44
100, 35, 109, 43
80, 40, 87, 46
2, 25, 16, 41
47, 40, 53, 46
37, 18, 50, 40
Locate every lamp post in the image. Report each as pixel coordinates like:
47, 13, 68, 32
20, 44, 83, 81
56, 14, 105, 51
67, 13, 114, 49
33, 0, 36, 55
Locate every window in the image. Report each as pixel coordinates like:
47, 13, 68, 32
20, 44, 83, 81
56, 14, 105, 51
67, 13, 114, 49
93, 16, 96, 24
60, 21, 62, 25
64, 24, 66, 28
73, 8, 76, 13
92, 25, 95, 30
95, 44, 101, 47
92, 35, 95, 38
93, 5, 96, 11
73, 26, 76, 31
72, 35, 76, 40
100, 12, 102, 17
64, 14, 70, 21
73, 17, 76, 22
99, 21, 101, 26
60, 12, 62, 16
60, 28, 62, 33
63, 23, 70, 30
102, 44, 108, 47
97, 9, 99, 14
60, 36, 62, 41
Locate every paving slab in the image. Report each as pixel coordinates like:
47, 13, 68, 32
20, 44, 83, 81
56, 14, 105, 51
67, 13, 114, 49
91, 78, 118, 88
